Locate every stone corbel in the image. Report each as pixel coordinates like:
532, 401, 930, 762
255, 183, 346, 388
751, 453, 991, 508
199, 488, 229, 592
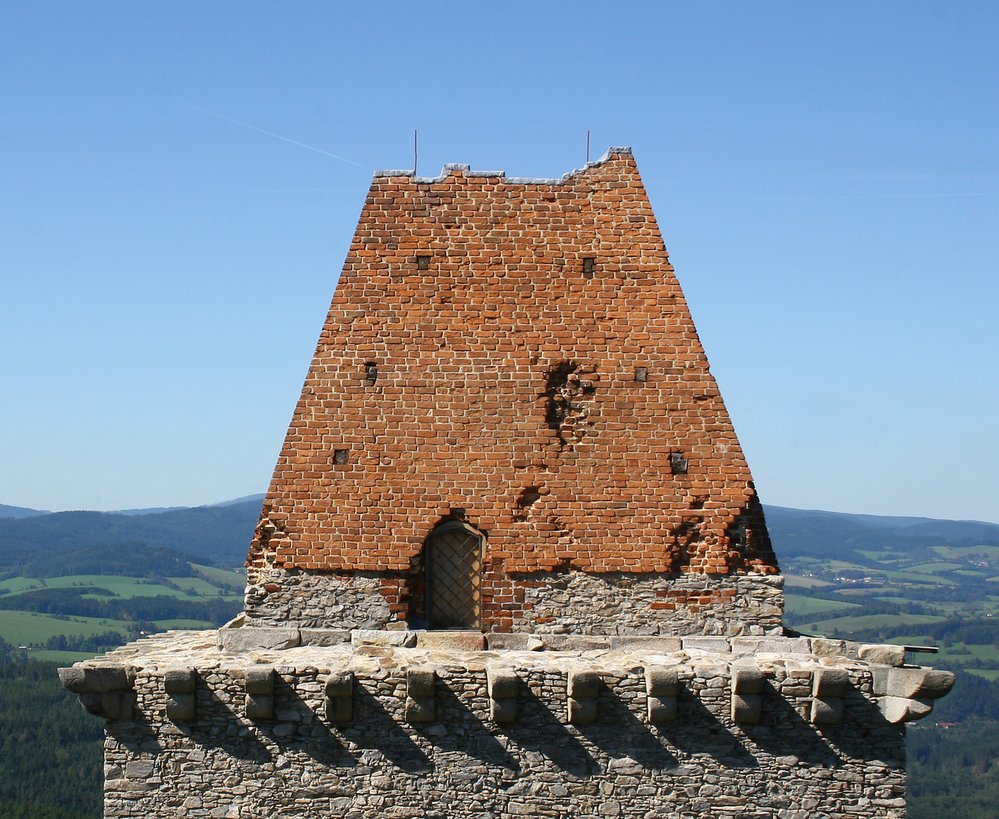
810, 668, 851, 725
58, 666, 135, 721
731, 667, 764, 724
644, 666, 679, 724
876, 667, 955, 724
325, 670, 354, 723
405, 668, 436, 723
164, 668, 197, 721
486, 667, 519, 724
567, 669, 601, 725
244, 666, 275, 720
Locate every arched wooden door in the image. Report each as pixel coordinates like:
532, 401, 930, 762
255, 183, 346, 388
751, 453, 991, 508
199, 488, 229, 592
425, 521, 482, 629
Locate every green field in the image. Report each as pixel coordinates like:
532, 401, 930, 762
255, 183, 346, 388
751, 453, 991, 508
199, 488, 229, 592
152, 618, 216, 630
799, 612, 947, 634
965, 669, 999, 681
783, 574, 832, 588
907, 561, 965, 574
0, 611, 133, 645
0, 573, 241, 601
0, 577, 46, 594
192, 564, 245, 588
784, 596, 859, 616
27, 649, 107, 663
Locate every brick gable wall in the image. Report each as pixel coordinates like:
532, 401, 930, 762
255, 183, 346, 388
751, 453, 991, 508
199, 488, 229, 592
246, 149, 777, 631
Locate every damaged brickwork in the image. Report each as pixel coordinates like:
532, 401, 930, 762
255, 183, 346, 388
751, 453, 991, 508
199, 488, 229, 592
246, 148, 778, 631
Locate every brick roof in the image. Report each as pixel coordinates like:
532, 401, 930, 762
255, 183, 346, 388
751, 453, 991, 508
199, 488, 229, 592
248, 149, 777, 576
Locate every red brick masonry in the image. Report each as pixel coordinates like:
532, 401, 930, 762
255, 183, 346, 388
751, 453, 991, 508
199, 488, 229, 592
248, 149, 777, 606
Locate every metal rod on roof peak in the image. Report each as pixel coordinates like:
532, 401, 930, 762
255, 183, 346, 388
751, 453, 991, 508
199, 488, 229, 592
586, 129, 591, 164
414, 129, 418, 176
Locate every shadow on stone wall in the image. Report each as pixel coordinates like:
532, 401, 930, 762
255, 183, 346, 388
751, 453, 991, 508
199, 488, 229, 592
575, 681, 678, 770
421, 682, 518, 770
499, 684, 597, 777
346, 683, 432, 773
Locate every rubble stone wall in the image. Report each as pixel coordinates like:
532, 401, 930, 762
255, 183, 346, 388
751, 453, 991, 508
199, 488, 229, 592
244, 568, 783, 636
102, 660, 905, 819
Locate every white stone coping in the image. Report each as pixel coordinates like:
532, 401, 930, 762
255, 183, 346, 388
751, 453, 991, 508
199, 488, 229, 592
68, 629, 910, 673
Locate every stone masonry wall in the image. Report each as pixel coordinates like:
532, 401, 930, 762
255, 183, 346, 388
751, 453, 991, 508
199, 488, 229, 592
100, 648, 906, 818
245, 568, 783, 636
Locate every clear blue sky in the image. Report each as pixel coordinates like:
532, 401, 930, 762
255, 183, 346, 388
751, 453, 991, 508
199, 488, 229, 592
1, 2, 996, 522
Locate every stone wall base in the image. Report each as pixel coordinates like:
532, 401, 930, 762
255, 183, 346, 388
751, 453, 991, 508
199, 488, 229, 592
244, 570, 783, 636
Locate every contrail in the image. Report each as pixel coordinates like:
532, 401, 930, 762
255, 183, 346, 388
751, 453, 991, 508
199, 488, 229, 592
189, 105, 362, 167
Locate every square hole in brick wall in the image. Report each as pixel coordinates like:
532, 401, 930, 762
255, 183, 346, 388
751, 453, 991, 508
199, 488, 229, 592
333, 450, 349, 465
417, 255, 431, 270
582, 257, 596, 277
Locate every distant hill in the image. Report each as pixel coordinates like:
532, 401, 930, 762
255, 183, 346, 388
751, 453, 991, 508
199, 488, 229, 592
2, 495, 996, 576
0, 499, 263, 571
764, 505, 999, 567
0, 504, 47, 520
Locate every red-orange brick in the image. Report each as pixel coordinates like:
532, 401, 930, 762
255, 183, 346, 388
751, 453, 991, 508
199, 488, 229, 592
247, 149, 777, 578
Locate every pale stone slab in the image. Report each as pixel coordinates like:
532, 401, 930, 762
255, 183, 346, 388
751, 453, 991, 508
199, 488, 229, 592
858, 643, 905, 667
219, 627, 301, 652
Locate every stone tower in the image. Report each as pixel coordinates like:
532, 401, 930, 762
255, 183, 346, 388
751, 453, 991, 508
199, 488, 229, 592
61, 149, 953, 818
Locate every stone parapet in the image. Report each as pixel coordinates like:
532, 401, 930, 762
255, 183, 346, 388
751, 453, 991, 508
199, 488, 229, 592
62, 629, 952, 818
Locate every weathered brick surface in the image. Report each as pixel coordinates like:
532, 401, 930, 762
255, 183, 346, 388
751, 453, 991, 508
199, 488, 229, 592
247, 149, 777, 630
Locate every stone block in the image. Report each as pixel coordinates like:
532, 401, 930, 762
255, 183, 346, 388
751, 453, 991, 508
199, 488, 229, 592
245, 695, 275, 721
100, 691, 135, 721
407, 668, 436, 698
682, 637, 731, 654
325, 671, 354, 698
608, 636, 683, 652
244, 667, 275, 695
59, 666, 129, 693
484, 633, 544, 651
568, 697, 597, 725
219, 627, 301, 652
871, 666, 890, 696
647, 696, 677, 724
352, 630, 417, 648
327, 695, 353, 724
166, 692, 196, 722
405, 696, 435, 723
567, 670, 601, 699
810, 697, 844, 725
812, 668, 851, 698
858, 643, 906, 667
487, 669, 519, 700
731, 637, 812, 657
491, 697, 517, 724
879, 696, 934, 724
163, 668, 196, 694
886, 668, 955, 700
542, 635, 611, 651
810, 638, 848, 658
731, 668, 764, 694
731, 693, 762, 724
644, 667, 679, 697
299, 629, 351, 646
415, 631, 486, 650
325, 671, 354, 724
